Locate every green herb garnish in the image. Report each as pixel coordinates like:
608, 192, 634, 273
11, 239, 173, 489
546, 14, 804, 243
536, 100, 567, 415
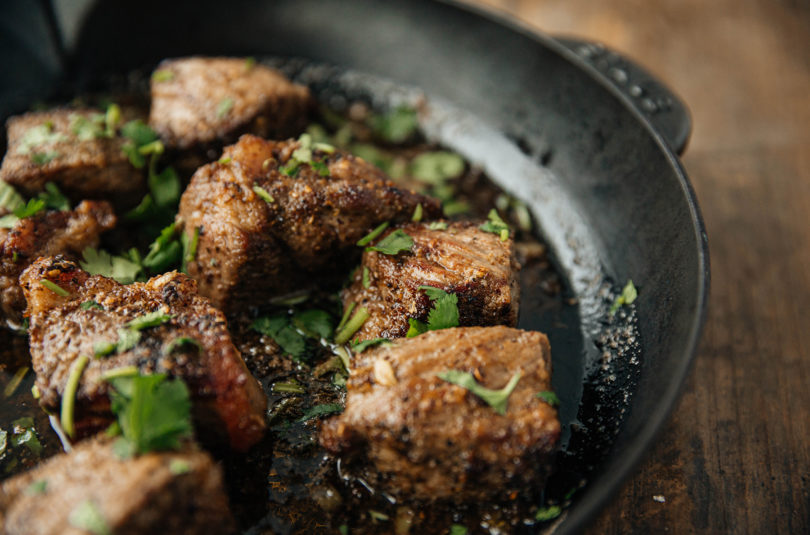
536, 391, 560, 407
428, 221, 448, 230
37, 182, 70, 211
142, 222, 182, 273
106, 373, 192, 457
30, 151, 60, 165
25, 479, 47, 495
10, 416, 42, 455
120, 120, 159, 168
69, 499, 111, 535
410, 151, 465, 184
273, 381, 306, 394
370, 106, 418, 143
80, 247, 142, 284
368, 509, 390, 523
164, 337, 202, 354
365, 229, 413, 255
14, 198, 46, 220
609, 279, 638, 315
252, 315, 307, 359
169, 458, 191, 474
253, 185, 275, 203
151, 69, 175, 82
534, 505, 562, 522
0, 181, 25, 213
61, 354, 90, 437
362, 266, 371, 288
296, 403, 343, 423
334, 307, 369, 345
411, 203, 423, 222
436, 370, 521, 415
3, 367, 28, 398
406, 286, 459, 337
39, 279, 70, 297
16, 123, 66, 155
292, 309, 334, 340
450, 525, 468, 535
356, 222, 389, 246
350, 337, 391, 353
336, 302, 356, 333
125, 310, 172, 330
217, 97, 235, 119
93, 341, 116, 358
181, 226, 200, 274
479, 209, 510, 241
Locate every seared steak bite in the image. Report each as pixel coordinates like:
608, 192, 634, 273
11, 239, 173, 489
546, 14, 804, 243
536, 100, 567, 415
178, 134, 441, 315
19, 257, 266, 451
342, 221, 520, 342
0, 438, 234, 535
0, 200, 115, 326
0, 109, 145, 208
149, 57, 312, 152
320, 326, 560, 502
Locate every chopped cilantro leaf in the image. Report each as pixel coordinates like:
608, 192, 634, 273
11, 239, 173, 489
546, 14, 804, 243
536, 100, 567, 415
126, 310, 172, 330
279, 160, 300, 177
410, 151, 465, 184
479, 209, 510, 241
142, 222, 182, 273
39, 279, 70, 297
93, 341, 116, 357
80, 247, 142, 284
350, 338, 392, 353
450, 525, 468, 535
534, 505, 562, 522
536, 391, 560, 407
106, 373, 192, 456
115, 328, 141, 353
181, 226, 200, 274
296, 403, 343, 423
164, 337, 202, 354
16, 123, 66, 155
334, 307, 369, 345
411, 203, 423, 222
25, 479, 47, 495
437, 369, 521, 415
292, 309, 333, 340
37, 182, 70, 211
151, 69, 174, 82
428, 221, 448, 230
60, 354, 89, 437
311, 160, 330, 176
406, 318, 428, 338
30, 151, 60, 165
0, 181, 25, 213
365, 229, 413, 255
370, 106, 418, 143
70, 112, 106, 140
10, 416, 42, 455
120, 120, 159, 168
609, 279, 638, 315
69, 499, 111, 535
14, 198, 46, 219
148, 164, 180, 208
253, 185, 275, 203
169, 458, 191, 474
217, 97, 235, 119
252, 315, 307, 359
356, 221, 389, 246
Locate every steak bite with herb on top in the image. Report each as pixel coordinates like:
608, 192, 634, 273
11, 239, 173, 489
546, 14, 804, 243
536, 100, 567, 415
320, 325, 560, 502
0, 108, 147, 209
340, 217, 520, 343
149, 57, 312, 154
178, 133, 441, 316
19, 256, 267, 452
0, 192, 115, 327
0, 437, 235, 535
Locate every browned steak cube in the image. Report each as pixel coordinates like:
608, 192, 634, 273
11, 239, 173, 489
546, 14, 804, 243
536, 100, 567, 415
320, 326, 560, 502
0, 438, 234, 535
178, 134, 441, 316
342, 221, 520, 341
0, 200, 115, 326
19, 256, 267, 451
0, 110, 146, 208
149, 57, 312, 152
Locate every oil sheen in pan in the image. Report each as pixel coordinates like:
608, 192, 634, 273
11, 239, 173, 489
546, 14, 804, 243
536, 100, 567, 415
236, 58, 644, 533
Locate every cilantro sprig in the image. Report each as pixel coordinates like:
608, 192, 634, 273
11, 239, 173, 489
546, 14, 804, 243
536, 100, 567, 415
252, 309, 334, 360
609, 279, 638, 315
406, 286, 459, 337
365, 229, 414, 255
105, 373, 192, 457
279, 133, 334, 177
479, 209, 510, 241
437, 370, 521, 415
80, 247, 142, 284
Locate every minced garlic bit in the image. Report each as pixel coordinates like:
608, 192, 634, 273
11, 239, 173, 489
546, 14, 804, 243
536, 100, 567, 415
373, 359, 397, 386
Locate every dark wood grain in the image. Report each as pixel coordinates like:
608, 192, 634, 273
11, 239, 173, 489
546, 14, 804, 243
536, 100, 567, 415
467, 0, 810, 532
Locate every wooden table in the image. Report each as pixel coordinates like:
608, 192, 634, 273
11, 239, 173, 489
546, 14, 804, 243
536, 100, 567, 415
468, 0, 810, 532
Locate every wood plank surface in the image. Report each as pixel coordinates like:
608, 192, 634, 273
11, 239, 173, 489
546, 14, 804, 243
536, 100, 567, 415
466, 0, 810, 532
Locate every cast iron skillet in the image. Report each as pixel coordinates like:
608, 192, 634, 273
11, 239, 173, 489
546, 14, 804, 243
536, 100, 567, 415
0, 0, 709, 532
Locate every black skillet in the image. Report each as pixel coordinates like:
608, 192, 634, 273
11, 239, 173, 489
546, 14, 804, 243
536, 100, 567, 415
0, 0, 709, 533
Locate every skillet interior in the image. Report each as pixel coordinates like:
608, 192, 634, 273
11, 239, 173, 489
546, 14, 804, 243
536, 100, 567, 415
2, 0, 709, 532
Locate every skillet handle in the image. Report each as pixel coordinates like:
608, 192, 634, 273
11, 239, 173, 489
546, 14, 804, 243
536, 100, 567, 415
555, 37, 691, 155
